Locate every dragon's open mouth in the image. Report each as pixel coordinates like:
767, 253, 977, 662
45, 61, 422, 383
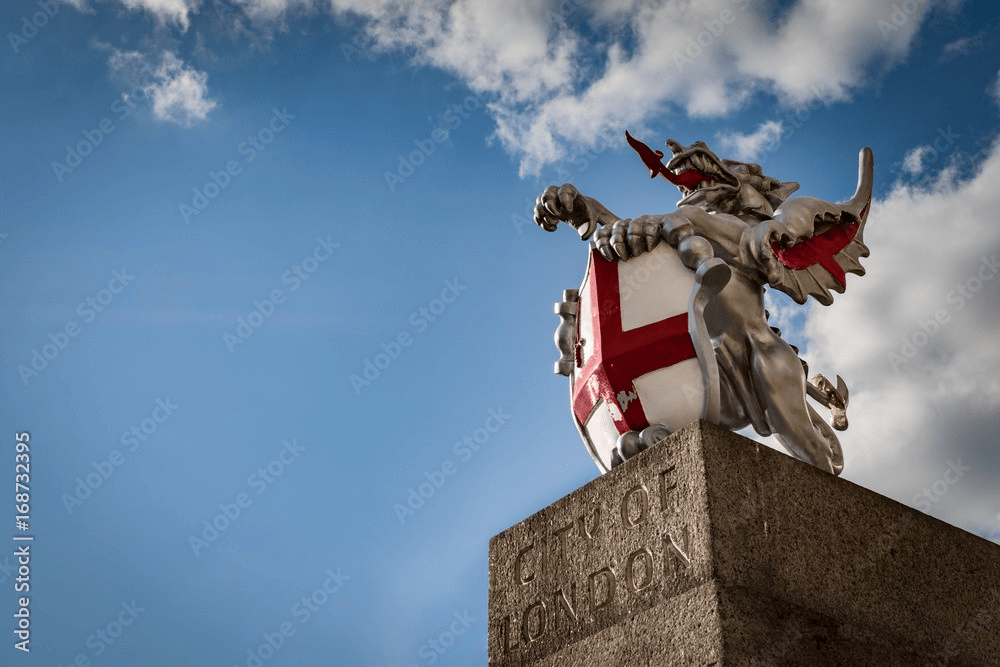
624, 132, 746, 205
664, 142, 740, 199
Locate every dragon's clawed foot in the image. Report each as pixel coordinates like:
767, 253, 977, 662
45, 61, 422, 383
610, 424, 673, 468
593, 216, 662, 262
535, 183, 596, 237
810, 374, 849, 431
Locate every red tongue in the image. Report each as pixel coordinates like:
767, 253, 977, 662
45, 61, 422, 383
668, 168, 707, 189
624, 131, 714, 190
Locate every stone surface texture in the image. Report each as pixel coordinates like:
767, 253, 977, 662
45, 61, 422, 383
488, 420, 1000, 666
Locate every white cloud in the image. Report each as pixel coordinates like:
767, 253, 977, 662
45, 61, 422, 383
334, 0, 580, 104
902, 145, 929, 175
990, 69, 1000, 110
68, 0, 949, 168
325, 0, 942, 175
801, 139, 1000, 538
118, 0, 201, 30
61, 0, 94, 11
717, 120, 783, 162
233, 0, 315, 23
108, 49, 219, 126
940, 33, 983, 63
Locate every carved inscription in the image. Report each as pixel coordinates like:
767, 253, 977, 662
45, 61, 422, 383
495, 462, 694, 657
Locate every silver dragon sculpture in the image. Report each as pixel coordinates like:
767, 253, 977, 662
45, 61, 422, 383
535, 134, 873, 475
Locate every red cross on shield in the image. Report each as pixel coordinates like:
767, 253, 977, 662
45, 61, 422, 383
569, 243, 715, 471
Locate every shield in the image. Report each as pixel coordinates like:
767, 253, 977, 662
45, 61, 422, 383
567, 243, 722, 472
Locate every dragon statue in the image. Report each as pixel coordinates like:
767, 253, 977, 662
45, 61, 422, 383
535, 133, 873, 476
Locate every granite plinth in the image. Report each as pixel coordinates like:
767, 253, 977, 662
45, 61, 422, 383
488, 420, 1000, 666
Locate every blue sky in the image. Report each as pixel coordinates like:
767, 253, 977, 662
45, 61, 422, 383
1, 0, 999, 664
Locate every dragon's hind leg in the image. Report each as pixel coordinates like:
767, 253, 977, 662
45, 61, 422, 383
751, 337, 844, 475
774, 404, 844, 475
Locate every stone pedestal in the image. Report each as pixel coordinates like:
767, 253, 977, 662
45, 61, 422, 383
488, 421, 1000, 666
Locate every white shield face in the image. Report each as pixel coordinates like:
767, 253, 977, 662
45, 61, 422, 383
571, 244, 707, 471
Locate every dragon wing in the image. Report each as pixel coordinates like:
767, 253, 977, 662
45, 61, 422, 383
743, 148, 874, 306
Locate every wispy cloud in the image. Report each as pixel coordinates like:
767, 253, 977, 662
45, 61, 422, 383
940, 33, 984, 63
69, 0, 946, 169
108, 48, 219, 126
717, 120, 783, 162
329, 0, 941, 175
118, 0, 201, 31
902, 145, 929, 175
990, 69, 1000, 110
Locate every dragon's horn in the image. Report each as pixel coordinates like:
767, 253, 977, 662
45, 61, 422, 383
842, 147, 874, 222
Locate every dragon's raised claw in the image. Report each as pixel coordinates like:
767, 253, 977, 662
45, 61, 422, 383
593, 216, 661, 262
535, 183, 596, 238
534, 183, 624, 240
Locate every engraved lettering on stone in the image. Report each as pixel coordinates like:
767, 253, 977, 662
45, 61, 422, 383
554, 521, 575, 564
578, 508, 601, 550
522, 600, 548, 643
553, 584, 578, 630
659, 465, 677, 510
501, 614, 519, 654
588, 566, 617, 613
625, 547, 654, 593
621, 484, 650, 528
663, 525, 691, 579
515, 542, 538, 586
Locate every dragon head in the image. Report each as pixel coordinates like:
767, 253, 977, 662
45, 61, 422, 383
626, 132, 800, 219
663, 139, 801, 218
